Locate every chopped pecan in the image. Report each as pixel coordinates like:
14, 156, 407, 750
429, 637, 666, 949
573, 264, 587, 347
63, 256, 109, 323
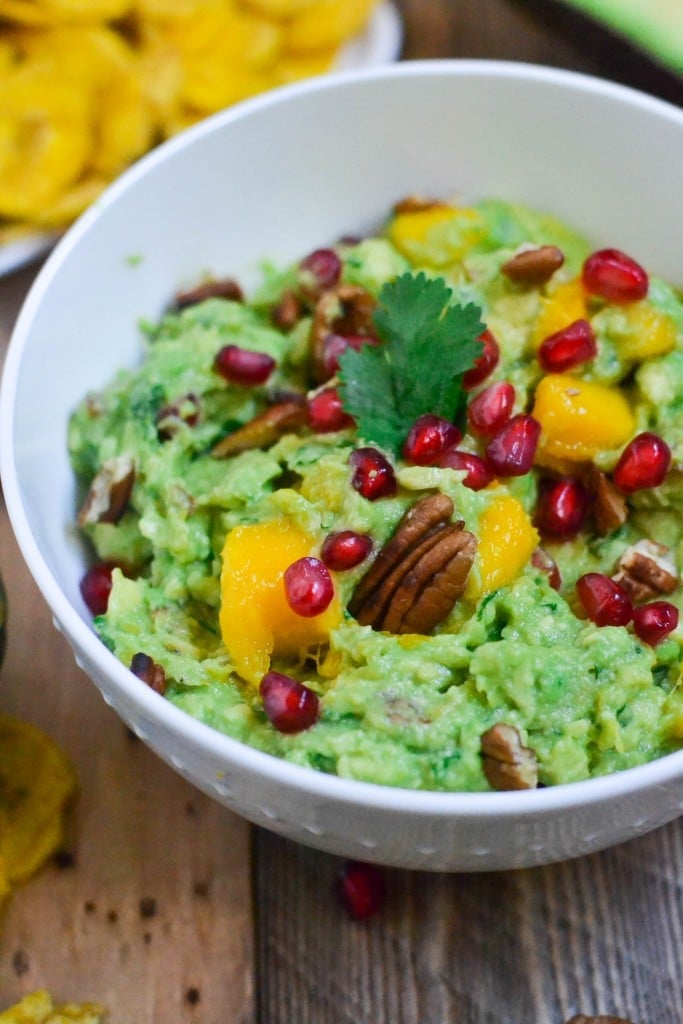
173, 277, 244, 309
501, 244, 565, 286
392, 195, 449, 215
272, 289, 303, 331
565, 1017, 635, 1024
155, 393, 200, 441
130, 652, 166, 695
612, 539, 679, 603
78, 455, 135, 526
586, 465, 628, 536
310, 284, 377, 383
348, 494, 476, 634
211, 399, 307, 458
480, 723, 538, 791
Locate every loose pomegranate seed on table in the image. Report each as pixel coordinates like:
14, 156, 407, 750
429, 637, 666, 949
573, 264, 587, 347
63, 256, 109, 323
214, 344, 275, 386
535, 477, 589, 539
613, 432, 671, 494
435, 449, 494, 491
485, 414, 541, 477
259, 671, 320, 734
462, 329, 500, 389
632, 602, 679, 646
576, 573, 633, 627
321, 531, 373, 571
307, 386, 354, 433
349, 447, 397, 501
582, 248, 649, 303
337, 860, 386, 920
299, 248, 342, 293
467, 381, 515, 436
537, 319, 597, 373
284, 557, 335, 617
402, 414, 461, 465
79, 562, 116, 616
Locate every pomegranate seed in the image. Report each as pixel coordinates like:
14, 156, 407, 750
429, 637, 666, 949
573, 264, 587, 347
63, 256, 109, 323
632, 601, 679, 646
467, 380, 515, 436
613, 432, 671, 494
531, 548, 562, 590
538, 319, 597, 373
80, 562, 116, 616
463, 329, 500, 390
349, 447, 397, 501
322, 333, 377, 377
402, 414, 461, 465
307, 387, 354, 433
435, 449, 494, 490
338, 860, 386, 920
535, 477, 589, 539
485, 414, 541, 477
299, 248, 342, 293
582, 248, 649, 304
321, 531, 373, 571
576, 573, 633, 627
214, 345, 275, 386
259, 671, 320, 733
284, 557, 334, 617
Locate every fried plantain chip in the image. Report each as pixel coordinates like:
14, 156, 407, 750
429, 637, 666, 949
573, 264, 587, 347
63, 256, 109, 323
237, 0, 318, 20
0, 991, 105, 1024
284, 0, 376, 52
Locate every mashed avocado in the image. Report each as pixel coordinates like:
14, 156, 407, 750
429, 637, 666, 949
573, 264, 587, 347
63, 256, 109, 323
69, 198, 683, 792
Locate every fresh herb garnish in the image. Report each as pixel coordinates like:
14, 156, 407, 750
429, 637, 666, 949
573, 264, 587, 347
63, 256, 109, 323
337, 272, 485, 456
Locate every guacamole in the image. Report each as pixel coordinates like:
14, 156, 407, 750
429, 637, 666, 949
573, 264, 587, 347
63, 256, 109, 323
69, 198, 683, 792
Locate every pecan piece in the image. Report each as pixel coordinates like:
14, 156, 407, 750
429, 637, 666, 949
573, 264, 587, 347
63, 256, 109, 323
78, 455, 135, 526
480, 723, 538, 791
612, 539, 679, 603
501, 244, 565, 285
272, 289, 302, 331
211, 399, 307, 458
130, 652, 166, 695
392, 195, 449, 215
173, 277, 244, 309
586, 465, 628, 536
310, 284, 377, 383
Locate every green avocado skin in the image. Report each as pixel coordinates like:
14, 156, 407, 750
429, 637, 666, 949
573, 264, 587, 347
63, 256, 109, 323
69, 199, 683, 793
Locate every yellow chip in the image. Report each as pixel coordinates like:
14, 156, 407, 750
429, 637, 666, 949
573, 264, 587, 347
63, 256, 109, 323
273, 45, 335, 84
0, 713, 77, 890
0, 2, 55, 26
133, 0, 224, 22
284, 0, 377, 53
0, 991, 104, 1024
237, 0, 318, 20
31, 175, 107, 228
29, 0, 132, 20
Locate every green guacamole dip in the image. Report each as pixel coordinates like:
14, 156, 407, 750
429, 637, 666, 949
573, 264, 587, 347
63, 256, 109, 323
69, 198, 683, 792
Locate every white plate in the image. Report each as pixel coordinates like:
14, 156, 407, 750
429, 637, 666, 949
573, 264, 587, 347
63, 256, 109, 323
0, 3, 402, 279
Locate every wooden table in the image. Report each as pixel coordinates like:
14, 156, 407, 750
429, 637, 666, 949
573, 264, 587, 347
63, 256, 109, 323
1, 3, 682, 1021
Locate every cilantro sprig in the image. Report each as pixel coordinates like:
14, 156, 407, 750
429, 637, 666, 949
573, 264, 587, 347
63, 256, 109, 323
337, 272, 485, 456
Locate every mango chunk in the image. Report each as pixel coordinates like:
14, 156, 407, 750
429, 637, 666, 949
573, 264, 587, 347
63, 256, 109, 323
532, 374, 636, 463
387, 204, 483, 266
616, 302, 677, 361
474, 495, 539, 596
532, 278, 588, 348
220, 519, 341, 685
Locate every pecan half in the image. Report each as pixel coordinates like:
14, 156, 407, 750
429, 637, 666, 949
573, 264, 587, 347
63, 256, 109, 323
211, 399, 307, 458
565, 1017, 635, 1024
612, 539, 679, 603
586, 465, 628, 536
78, 455, 135, 526
130, 652, 166, 695
501, 244, 565, 286
173, 277, 244, 309
348, 494, 476, 634
272, 289, 303, 331
480, 723, 538, 791
310, 284, 377, 383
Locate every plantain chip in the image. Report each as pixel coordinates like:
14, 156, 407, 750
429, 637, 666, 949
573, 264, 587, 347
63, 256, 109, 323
0, 714, 77, 894
26, 0, 131, 21
0, 991, 104, 1024
237, 0, 318, 20
284, 0, 376, 52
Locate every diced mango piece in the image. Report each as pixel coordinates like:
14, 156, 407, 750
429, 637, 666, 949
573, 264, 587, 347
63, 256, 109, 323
616, 302, 677, 361
532, 374, 636, 463
472, 495, 539, 596
220, 519, 341, 685
387, 205, 484, 266
531, 278, 588, 348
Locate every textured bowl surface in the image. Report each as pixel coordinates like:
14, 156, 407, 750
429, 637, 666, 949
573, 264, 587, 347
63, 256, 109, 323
3, 60, 683, 870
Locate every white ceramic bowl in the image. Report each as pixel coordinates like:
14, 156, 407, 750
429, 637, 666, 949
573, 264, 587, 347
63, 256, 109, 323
3, 61, 683, 872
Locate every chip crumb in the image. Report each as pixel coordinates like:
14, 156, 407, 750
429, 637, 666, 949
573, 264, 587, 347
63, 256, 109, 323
139, 896, 157, 919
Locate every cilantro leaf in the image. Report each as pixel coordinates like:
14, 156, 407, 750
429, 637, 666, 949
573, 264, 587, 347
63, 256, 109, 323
337, 272, 485, 456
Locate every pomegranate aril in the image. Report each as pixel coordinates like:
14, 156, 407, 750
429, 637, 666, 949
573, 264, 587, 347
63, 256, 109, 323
322, 333, 377, 377
467, 380, 515, 436
402, 414, 461, 465
259, 671, 320, 734
535, 477, 589, 539
632, 601, 679, 646
349, 447, 397, 501
214, 345, 275, 386
321, 531, 373, 571
80, 562, 116, 616
463, 329, 500, 390
538, 319, 597, 373
307, 386, 354, 433
576, 573, 633, 627
435, 449, 494, 491
284, 556, 334, 617
299, 248, 342, 293
485, 414, 541, 477
582, 248, 649, 304
338, 860, 386, 920
531, 548, 562, 591
613, 432, 671, 494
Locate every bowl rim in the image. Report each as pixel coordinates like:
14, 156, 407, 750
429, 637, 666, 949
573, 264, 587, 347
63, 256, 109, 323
3, 57, 683, 819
